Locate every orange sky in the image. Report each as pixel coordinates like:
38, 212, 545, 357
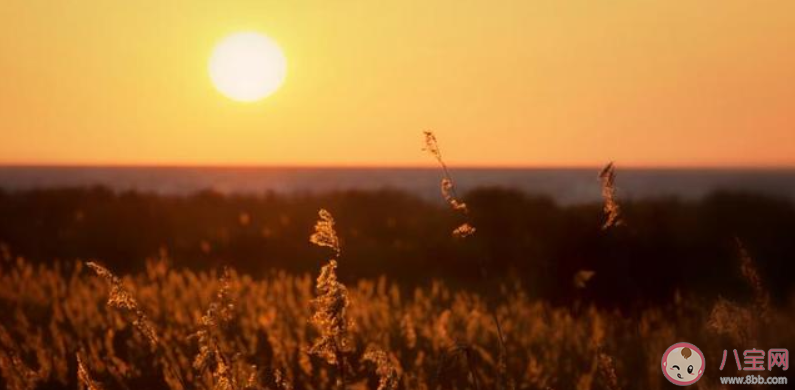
1, 1, 794, 167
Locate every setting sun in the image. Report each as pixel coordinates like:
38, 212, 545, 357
208, 32, 286, 102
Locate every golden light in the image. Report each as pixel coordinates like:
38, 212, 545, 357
208, 32, 287, 102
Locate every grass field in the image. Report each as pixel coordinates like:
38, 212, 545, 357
0, 205, 792, 390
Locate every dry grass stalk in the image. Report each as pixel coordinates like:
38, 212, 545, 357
193, 268, 240, 390
308, 209, 351, 389
0, 325, 39, 390
86, 261, 186, 390
273, 369, 293, 390
707, 298, 753, 345
598, 162, 624, 229
491, 316, 513, 390
736, 238, 771, 323
597, 352, 621, 390
85, 261, 159, 347
422, 131, 475, 239
400, 313, 417, 350
423, 131, 512, 388
440, 344, 481, 390
362, 347, 400, 390
76, 353, 101, 390
309, 259, 350, 377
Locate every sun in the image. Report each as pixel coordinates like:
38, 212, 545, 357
209, 32, 287, 102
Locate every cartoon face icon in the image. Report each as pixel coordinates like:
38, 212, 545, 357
662, 342, 705, 386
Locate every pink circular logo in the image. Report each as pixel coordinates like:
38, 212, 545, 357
661, 342, 705, 386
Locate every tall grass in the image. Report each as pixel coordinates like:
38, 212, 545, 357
0, 252, 793, 389
308, 209, 352, 389
422, 131, 475, 239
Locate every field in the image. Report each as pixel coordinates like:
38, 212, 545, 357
1, 183, 795, 389
1, 252, 792, 390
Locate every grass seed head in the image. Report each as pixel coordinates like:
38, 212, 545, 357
310, 209, 341, 257
599, 162, 624, 230
363, 347, 400, 390
86, 261, 159, 347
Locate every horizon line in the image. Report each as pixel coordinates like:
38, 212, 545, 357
2, 162, 795, 170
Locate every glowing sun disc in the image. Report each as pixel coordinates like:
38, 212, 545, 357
209, 32, 287, 102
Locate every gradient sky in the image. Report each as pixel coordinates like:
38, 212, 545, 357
1, 1, 794, 167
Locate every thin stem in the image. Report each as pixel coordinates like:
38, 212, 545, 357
491, 313, 509, 390
334, 342, 346, 390
156, 340, 189, 390
464, 347, 481, 390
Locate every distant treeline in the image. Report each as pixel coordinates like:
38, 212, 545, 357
1, 186, 793, 307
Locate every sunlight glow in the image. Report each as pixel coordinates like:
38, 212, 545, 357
209, 32, 287, 102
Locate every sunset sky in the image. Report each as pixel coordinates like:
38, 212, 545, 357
1, 1, 794, 167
